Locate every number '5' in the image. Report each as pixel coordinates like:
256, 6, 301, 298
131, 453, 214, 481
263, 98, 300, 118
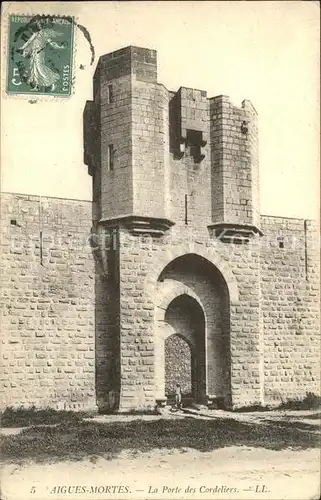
12, 68, 22, 85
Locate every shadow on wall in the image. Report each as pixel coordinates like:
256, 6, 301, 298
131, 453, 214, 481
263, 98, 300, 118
1, 414, 319, 464
94, 257, 121, 412
232, 393, 321, 413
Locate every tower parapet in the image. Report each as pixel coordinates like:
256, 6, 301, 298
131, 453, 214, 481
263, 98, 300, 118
208, 95, 262, 243
83, 47, 262, 242
84, 46, 173, 235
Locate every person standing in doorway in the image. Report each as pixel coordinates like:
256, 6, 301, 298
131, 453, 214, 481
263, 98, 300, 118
175, 383, 182, 409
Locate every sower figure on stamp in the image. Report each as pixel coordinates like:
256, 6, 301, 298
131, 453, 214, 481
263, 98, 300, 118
175, 384, 182, 410
18, 28, 66, 91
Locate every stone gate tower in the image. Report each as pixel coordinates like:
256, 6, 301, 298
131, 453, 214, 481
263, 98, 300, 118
84, 46, 267, 411
83, 45, 263, 411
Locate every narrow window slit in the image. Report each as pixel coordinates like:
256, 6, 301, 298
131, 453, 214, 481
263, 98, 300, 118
108, 145, 114, 171
108, 84, 113, 103
40, 230, 43, 266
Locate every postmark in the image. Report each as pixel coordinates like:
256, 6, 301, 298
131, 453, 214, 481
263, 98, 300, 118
7, 14, 75, 97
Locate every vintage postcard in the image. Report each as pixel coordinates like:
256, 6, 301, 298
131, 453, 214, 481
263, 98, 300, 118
0, 2, 320, 500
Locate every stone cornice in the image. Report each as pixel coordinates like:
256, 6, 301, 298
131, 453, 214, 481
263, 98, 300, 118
208, 222, 263, 244
99, 215, 175, 236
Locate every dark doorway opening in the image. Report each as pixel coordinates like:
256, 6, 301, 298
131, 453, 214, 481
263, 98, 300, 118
164, 294, 206, 405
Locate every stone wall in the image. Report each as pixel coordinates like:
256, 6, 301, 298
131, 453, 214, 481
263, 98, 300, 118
0, 193, 96, 411
116, 228, 264, 410
115, 220, 320, 410
260, 215, 320, 404
1, 192, 320, 411
210, 96, 260, 226
132, 81, 169, 219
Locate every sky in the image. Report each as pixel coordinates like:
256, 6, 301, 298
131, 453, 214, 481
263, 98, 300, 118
1, 1, 320, 219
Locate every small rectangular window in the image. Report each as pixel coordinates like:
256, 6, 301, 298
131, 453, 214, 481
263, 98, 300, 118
108, 84, 113, 103
108, 144, 114, 171
277, 237, 284, 249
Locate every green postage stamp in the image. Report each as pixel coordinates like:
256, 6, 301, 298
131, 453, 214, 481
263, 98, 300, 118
6, 14, 74, 97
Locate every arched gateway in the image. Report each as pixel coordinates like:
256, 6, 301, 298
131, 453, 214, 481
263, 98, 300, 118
164, 296, 205, 404
154, 253, 233, 408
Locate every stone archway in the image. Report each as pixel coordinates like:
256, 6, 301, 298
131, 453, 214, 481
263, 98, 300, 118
145, 244, 239, 306
154, 280, 207, 403
164, 294, 206, 404
154, 253, 233, 408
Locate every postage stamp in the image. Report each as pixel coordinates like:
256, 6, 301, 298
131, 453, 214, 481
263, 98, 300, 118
6, 14, 74, 97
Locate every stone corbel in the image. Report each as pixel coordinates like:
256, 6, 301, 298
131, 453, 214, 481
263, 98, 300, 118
178, 137, 186, 158
89, 224, 113, 277
195, 138, 207, 163
208, 222, 263, 244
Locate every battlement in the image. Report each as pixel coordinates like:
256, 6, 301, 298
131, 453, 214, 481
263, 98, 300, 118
84, 46, 261, 237
210, 95, 257, 112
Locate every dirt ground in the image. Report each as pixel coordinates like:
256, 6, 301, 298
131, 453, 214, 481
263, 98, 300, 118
1, 409, 320, 500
